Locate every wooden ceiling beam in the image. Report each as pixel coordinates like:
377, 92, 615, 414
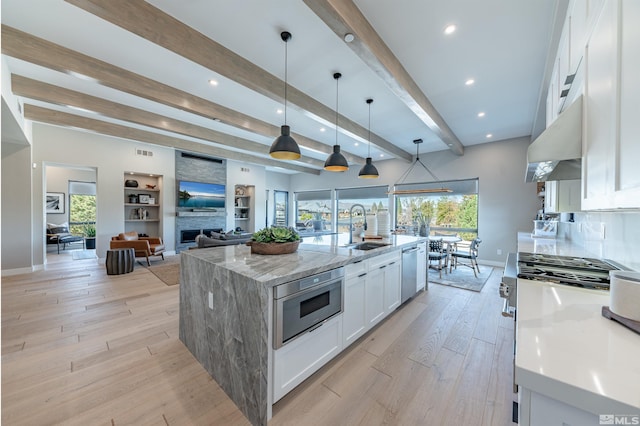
11, 74, 326, 169
24, 104, 321, 175
1, 25, 363, 165
63, 0, 413, 162
304, 0, 465, 156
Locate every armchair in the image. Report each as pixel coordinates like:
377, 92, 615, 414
110, 231, 165, 266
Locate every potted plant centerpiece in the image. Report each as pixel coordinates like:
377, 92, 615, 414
84, 224, 96, 249
247, 226, 300, 255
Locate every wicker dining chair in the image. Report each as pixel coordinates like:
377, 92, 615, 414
428, 238, 449, 279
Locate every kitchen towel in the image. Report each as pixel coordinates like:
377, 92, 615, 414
609, 270, 640, 321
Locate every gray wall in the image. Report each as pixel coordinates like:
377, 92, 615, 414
1, 144, 32, 271
45, 165, 96, 226
290, 137, 540, 265
175, 151, 227, 252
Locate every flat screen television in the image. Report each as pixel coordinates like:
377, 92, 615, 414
178, 180, 226, 209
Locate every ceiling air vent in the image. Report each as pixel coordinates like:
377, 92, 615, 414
135, 148, 154, 157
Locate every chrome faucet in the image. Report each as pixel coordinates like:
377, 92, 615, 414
348, 204, 368, 244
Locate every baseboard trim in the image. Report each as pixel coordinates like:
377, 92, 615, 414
1, 264, 43, 276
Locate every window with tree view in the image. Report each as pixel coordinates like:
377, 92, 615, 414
68, 181, 96, 236
394, 178, 478, 242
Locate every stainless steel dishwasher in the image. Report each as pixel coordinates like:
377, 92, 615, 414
401, 245, 418, 303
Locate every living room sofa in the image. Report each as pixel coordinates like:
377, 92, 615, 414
194, 231, 252, 248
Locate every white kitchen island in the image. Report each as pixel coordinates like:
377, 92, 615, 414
516, 233, 640, 425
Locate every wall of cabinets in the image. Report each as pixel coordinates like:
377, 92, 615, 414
123, 173, 162, 237
548, 0, 640, 210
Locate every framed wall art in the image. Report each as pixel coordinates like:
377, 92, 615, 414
46, 192, 65, 214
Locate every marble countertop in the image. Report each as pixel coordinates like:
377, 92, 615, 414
517, 231, 600, 257
515, 231, 640, 414
182, 234, 426, 288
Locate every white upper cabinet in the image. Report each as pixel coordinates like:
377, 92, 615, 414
544, 180, 581, 213
614, 0, 640, 207
582, 0, 640, 210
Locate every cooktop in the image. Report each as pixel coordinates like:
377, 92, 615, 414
516, 252, 624, 290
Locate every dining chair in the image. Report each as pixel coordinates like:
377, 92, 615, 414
449, 238, 482, 278
428, 238, 449, 279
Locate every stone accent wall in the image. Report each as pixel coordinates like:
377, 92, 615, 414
175, 151, 226, 252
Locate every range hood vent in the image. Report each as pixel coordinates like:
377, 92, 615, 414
526, 95, 582, 182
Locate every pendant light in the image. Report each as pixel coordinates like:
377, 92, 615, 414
324, 72, 349, 171
388, 139, 452, 194
358, 98, 380, 179
269, 31, 301, 160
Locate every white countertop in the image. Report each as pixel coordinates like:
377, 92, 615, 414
515, 232, 640, 414
517, 231, 600, 257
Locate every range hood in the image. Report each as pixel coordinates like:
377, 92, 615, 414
525, 95, 582, 182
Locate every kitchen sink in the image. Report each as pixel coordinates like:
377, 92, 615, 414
349, 241, 390, 251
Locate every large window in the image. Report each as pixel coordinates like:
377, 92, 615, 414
394, 178, 478, 241
68, 180, 96, 235
294, 190, 332, 231
274, 190, 288, 227
335, 186, 389, 233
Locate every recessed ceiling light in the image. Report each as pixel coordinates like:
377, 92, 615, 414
486, 133, 493, 138
477, 112, 485, 117
354, 142, 359, 147
276, 109, 283, 114
344, 33, 355, 43
208, 79, 218, 86
465, 79, 475, 86
320, 127, 326, 132
444, 24, 456, 35
379, 154, 384, 158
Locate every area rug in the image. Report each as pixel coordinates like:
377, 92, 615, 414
430, 265, 493, 292
72, 250, 97, 260
140, 256, 181, 286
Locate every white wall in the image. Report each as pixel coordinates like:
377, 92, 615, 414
290, 137, 540, 264
226, 159, 267, 232
31, 123, 176, 264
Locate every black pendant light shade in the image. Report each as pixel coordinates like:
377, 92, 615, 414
324, 144, 349, 171
359, 98, 379, 179
269, 31, 301, 160
324, 72, 349, 172
270, 125, 301, 160
359, 157, 379, 178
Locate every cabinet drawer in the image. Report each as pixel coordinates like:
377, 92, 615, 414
345, 259, 367, 278
272, 314, 343, 402
369, 251, 400, 269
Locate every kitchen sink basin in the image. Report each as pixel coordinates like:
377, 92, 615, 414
350, 241, 390, 251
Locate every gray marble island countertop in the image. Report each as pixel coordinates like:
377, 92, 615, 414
183, 233, 425, 288
179, 233, 425, 425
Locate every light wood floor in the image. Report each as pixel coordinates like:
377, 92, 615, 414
2, 253, 516, 425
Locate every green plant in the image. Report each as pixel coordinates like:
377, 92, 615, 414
84, 224, 96, 238
251, 226, 300, 243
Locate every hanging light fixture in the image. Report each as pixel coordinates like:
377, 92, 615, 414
269, 31, 301, 160
358, 98, 380, 179
324, 72, 349, 171
388, 139, 452, 194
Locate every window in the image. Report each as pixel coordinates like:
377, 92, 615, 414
294, 190, 332, 231
274, 191, 288, 227
68, 181, 96, 235
394, 178, 478, 241
335, 186, 389, 233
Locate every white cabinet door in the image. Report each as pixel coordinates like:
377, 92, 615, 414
365, 266, 385, 327
343, 272, 367, 348
383, 259, 401, 313
417, 242, 427, 292
545, 180, 581, 213
583, 0, 618, 210
272, 314, 342, 402
614, 0, 640, 208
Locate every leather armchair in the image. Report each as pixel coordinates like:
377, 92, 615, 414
110, 231, 165, 265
